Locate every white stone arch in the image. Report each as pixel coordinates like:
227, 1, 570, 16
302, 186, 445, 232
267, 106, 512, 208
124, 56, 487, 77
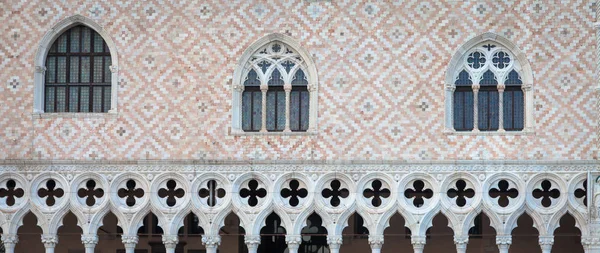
84, 204, 122, 235
206, 207, 244, 235
231, 33, 319, 133
461, 208, 502, 236
164, 203, 195, 235
505, 207, 545, 235
444, 32, 534, 132
33, 14, 119, 114
250, 205, 290, 236
125, 205, 154, 235
546, 207, 588, 236
3, 204, 33, 235
330, 207, 359, 236
414, 208, 453, 237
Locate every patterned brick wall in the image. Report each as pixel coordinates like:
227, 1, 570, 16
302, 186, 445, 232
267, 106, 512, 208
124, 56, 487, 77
0, 0, 597, 161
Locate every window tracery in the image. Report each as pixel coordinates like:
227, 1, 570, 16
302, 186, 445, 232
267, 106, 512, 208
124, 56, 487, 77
446, 34, 533, 134
242, 42, 310, 132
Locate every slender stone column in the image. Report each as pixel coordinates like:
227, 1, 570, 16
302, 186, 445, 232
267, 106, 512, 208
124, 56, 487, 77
497, 84, 505, 132
121, 235, 139, 253
284, 83, 292, 132
327, 235, 342, 253
162, 235, 179, 253
41, 234, 58, 253
81, 234, 99, 253
496, 234, 512, 253
444, 84, 456, 132
411, 235, 426, 253
582, 235, 600, 253
245, 235, 261, 253
260, 84, 268, 132
368, 234, 383, 253
285, 235, 301, 253
472, 85, 480, 132
1, 234, 18, 253
522, 83, 533, 131
539, 235, 553, 253
202, 235, 221, 253
454, 235, 468, 253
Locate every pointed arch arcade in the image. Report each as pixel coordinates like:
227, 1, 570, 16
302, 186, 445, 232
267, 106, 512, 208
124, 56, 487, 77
34, 15, 119, 114
444, 33, 534, 133
232, 33, 319, 134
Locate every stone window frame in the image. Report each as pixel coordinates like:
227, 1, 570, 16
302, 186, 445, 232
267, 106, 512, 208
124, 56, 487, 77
33, 15, 119, 118
444, 33, 534, 135
231, 34, 319, 136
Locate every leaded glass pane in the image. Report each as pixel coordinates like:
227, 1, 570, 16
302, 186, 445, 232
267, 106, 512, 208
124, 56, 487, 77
276, 91, 285, 130
70, 26, 80, 52
455, 70, 472, 86
93, 57, 104, 83
105, 57, 112, 82
292, 69, 308, 85
70, 57, 79, 83
300, 91, 309, 131
242, 92, 252, 131
480, 70, 497, 86
81, 57, 90, 83
478, 90, 499, 131
80, 87, 90, 112
504, 89, 524, 131
453, 89, 474, 131
266, 91, 276, 131
57, 57, 67, 83
93, 33, 104, 52
46, 57, 56, 83
82, 27, 91, 53
290, 92, 300, 130
57, 34, 68, 53
244, 69, 260, 86
268, 69, 284, 86
92, 86, 102, 112
252, 92, 262, 131
467, 51, 485, 69
45, 87, 55, 113
56, 86, 66, 112
69, 87, 79, 112
104, 87, 111, 112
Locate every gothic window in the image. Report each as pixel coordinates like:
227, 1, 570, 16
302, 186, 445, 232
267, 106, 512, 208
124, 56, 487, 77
237, 39, 314, 133
447, 37, 531, 133
44, 25, 112, 113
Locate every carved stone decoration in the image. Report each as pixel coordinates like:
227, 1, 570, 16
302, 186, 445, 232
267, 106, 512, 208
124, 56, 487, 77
454, 235, 469, 253
327, 235, 343, 250
244, 235, 261, 252
117, 179, 145, 207
538, 235, 554, 253
1, 234, 18, 252
496, 235, 512, 253
0, 179, 24, 207
411, 235, 427, 253
162, 235, 179, 250
41, 234, 59, 249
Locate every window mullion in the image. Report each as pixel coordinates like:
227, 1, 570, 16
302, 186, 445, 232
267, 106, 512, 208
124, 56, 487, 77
260, 85, 268, 132
498, 85, 505, 132
284, 84, 291, 132
472, 85, 480, 132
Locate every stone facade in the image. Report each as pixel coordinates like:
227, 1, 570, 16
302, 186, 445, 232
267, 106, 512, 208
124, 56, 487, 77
1, 1, 600, 253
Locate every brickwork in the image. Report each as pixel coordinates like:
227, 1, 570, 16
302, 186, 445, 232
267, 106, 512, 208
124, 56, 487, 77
0, 0, 597, 161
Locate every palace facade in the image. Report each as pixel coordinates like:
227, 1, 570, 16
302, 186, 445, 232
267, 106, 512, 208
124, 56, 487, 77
0, 1, 599, 253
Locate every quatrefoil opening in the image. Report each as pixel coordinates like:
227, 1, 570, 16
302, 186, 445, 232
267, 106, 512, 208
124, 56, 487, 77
321, 179, 349, 207
532, 180, 560, 208
446, 179, 475, 207
240, 179, 267, 207
158, 180, 185, 207
280, 179, 308, 207
77, 179, 104, 206
404, 180, 433, 208
362, 180, 390, 207
199, 180, 226, 207
0, 179, 24, 207
118, 179, 145, 207
489, 180, 518, 208
38, 179, 64, 206
574, 180, 587, 207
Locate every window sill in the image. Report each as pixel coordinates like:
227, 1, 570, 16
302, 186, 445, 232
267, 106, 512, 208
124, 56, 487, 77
231, 129, 317, 136
32, 111, 118, 119
443, 129, 534, 136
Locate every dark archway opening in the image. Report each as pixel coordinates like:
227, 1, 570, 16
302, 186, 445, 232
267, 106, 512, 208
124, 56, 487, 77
55, 212, 83, 253
15, 212, 44, 253
553, 214, 583, 253
219, 212, 246, 253
299, 213, 328, 253
258, 213, 286, 253
381, 213, 412, 252
340, 213, 370, 252
511, 214, 540, 253
466, 213, 498, 253
423, 214, 454, 253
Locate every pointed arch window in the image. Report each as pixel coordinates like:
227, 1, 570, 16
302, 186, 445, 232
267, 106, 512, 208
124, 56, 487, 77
447, 38, 532, 133
44, 25, 112, 113
233, 35, 317, 135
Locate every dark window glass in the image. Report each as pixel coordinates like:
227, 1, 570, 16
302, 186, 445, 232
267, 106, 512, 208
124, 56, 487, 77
299, 213, 329, 253
503, 87, 524, 131
478, 88, 499, 131
454, 70, 474, 131
44, 25, 111, 113
242, 89, 262, 132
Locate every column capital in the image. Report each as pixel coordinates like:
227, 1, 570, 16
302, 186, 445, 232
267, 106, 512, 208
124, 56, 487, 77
411, 235, 426, 249
233, 84, 245, 92
497, 84, 505, 92
260, 84, 269, 92
81, 234, 99, 245
285, 234, 302, 249
496, 234, 512, 245
245, 234, 261, 251
445, 83, 456, 92
162, 235, 179, 249
582, 235, 600, 248
539, 235, 553, 252
307, 84, 317, 92
41, 234, 59, 248
472, 84, 480, 91
522, 83, 532, 91
121, 235, 139, 245
1, 234, 18, 245
202, 235, 221, 248
327, 235, 343, 249
35, 66, 47, 73
368, 234, 384, 249
454, 235, 469, 245
109, 65, 118, 73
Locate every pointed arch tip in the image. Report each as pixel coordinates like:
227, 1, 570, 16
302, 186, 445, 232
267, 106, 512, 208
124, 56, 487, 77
445, 32, 533, 86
